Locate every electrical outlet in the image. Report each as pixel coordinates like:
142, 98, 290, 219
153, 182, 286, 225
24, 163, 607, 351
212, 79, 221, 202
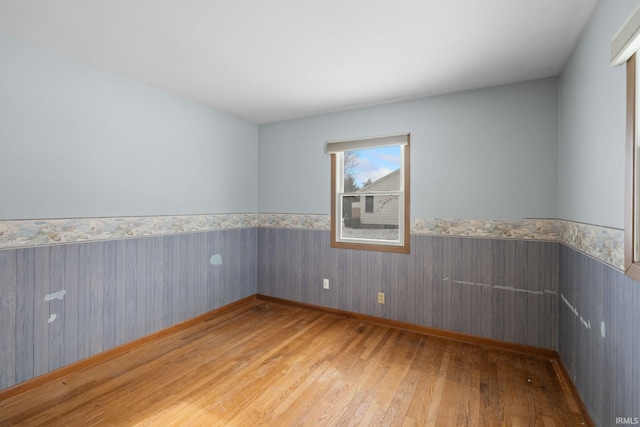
323, 278, 330, 289
377, 292, 385, 304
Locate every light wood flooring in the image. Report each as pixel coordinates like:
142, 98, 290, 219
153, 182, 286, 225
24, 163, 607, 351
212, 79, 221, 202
0, 300, 589, 426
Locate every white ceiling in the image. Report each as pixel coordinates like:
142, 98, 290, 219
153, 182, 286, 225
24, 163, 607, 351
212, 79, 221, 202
0, 0, 600, 124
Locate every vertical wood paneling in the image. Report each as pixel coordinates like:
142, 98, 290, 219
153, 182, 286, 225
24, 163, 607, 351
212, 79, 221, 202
480, 239, 493, 339
15, 249, 35, 383
186, 233, 196, 320
48, 245, 65, 371
33, 247, 50, 376
372, 250, 384, 317
114, 240, 127, 346
77, 243, 92, 359
201, 232, 212, 310
514, 241, 528, 345
102, 240, 117, 351
0, 249, 17, 389
526, 242, 540, 347
125, 239, 138, 342
491, 239, 505, 342
226, 229, 237, 306
0, 228, 257, 392
387, 252, 397, 317
291, 230, 303, 304
196, 232, 207, 315
540, 242, 558, 349
308, 230, 322, 301
90, 242, 104, 356
0, 226, 574, 393
135, 239, 147, 339
155, 236, 166, 329
547, 243, 557, 348
504, 239, 518, 343
326, 232, 338, 309
208, 231, 220, 308
459, 238, 473, 335
145, 237, 159, 335
173, 234, 185, 325
63, 244, 79, 365
404, 236, 417, 325
449, 238, 463, 332
602, 263, 617, 425
256, 230, 559, 351
559, 245, 640, 427
245, 228, 258, 301
431, 237, 444, 330
441, 236, 453, 331
419, 235, 434, 326
174, 234, 186, 323
395, 240, 410, 323
162, 235, 175, 329
144, 237, 156, 336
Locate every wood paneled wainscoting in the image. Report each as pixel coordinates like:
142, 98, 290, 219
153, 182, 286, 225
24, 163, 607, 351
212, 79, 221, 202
0, 295, 592, 426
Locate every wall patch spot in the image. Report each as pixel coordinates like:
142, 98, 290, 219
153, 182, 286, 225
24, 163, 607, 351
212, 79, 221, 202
45, 290, 66, 301
579, 316, 591, 330
561, 293, 591, 330
494, 285, 543, 295
210, 253, 223, 266
560, 293, 579, 316
48, 314, 57, 323
601, 321, 606, 338
453, 280, 489, 288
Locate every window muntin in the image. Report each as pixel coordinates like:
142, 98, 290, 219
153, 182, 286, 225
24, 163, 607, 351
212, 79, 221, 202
328, 134, 410, 253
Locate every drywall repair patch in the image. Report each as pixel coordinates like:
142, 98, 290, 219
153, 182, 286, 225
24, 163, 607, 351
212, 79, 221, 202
601, 321, 606, 338
48, 314, 57, 323
45, 290, 66, 301
210, 254, 223, 266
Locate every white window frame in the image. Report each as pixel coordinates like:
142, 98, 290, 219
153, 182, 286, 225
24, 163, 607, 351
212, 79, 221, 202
327, 133, 410, 253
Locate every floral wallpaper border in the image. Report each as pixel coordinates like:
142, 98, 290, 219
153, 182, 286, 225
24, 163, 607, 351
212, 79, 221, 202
410, 218, 561, 241
255, 215, 624, 270
0, 213, 624, 271
558, 220, 624, 271
0, 214, 258, 250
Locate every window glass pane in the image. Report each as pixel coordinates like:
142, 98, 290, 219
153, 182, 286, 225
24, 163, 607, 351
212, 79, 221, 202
340, 193, 400, 242
365, 196, 374, 213
343, 146, 401, 191
330, 135, 409, 253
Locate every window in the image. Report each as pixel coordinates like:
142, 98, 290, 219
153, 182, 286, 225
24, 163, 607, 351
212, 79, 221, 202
327, 133, 410, 253
365, 196, 374, 213
612, 5, 640, 280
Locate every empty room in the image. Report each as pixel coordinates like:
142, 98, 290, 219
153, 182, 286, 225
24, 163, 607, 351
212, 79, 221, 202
1, 0, 639, 425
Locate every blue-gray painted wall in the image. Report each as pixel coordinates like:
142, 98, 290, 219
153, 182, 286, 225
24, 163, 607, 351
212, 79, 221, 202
0, 33, 258, 220
556, 1, 640, 425
558, 0, 636, 229
258, 78, 559, 220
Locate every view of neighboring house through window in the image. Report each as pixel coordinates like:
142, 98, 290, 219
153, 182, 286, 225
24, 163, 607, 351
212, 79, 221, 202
327, 133, 410, 253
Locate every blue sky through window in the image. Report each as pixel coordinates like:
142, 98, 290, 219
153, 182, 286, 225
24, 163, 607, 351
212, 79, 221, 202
347, 145, 401, 188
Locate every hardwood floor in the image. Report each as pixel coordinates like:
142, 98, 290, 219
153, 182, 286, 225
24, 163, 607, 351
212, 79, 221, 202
0, 300, 589, 426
